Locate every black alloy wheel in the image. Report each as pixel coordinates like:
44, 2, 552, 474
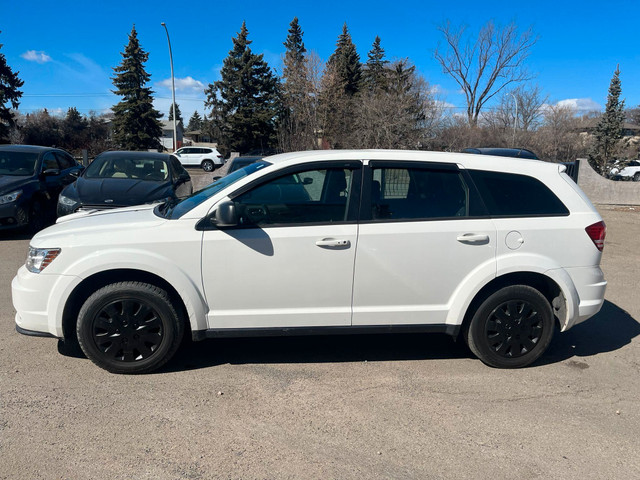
77, 282, 184, 374
466, 285, 554, 368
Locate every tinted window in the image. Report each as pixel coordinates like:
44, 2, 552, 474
42, 152, 59, 171
233, 167, 355, 226
55, 152, 75, 170
370, 167, 469, 220
468, 170, 569, 216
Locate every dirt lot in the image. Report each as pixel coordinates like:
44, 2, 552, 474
0, 173, 638, 479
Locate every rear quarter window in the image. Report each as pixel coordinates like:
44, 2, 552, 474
468, 170, 569, 217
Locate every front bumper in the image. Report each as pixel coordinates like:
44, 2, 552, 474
12, 266, 79, 338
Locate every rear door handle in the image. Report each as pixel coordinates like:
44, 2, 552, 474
316, 238, 351, 248
456, 233, 490, 244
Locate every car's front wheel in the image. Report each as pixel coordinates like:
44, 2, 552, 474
201, 159, 215, 172
465, 285, 554, 368
76, 282, 184, 374
633, 172, 640, 182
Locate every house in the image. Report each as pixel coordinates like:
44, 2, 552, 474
160, 120, 184, 151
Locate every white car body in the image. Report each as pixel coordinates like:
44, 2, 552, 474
174, 146, 223, 171
611, 160, 640, 181
12, 150, 607, 371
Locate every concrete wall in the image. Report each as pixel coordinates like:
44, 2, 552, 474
577, 158, 640, 205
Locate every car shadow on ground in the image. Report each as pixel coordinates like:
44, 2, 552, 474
165, 333, 472, 373
0, 230, 33, 241
539, 300, 640, 365
164, 300, 640, 373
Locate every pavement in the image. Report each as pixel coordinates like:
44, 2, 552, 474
0, 179, 638, 479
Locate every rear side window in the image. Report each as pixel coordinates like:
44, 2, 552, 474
468, 170, 568, 216
370, 166, 469, 220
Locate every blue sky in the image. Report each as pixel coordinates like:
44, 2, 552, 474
3, 0, 640, 122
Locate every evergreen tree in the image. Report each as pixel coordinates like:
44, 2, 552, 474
279, 17, 317, 151
589, 66, 625, 175
187, 111, 203, 132
111, 26, 163, 150
205, 22, 280, 155
319, 23, 362, 148
327, 23, 362, 96
0, 31, 24, 143
61, 107, 88, 152
167, 102, 183, 125
364, 36, 388, 91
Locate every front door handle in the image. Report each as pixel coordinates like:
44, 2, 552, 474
456, 233, 490, 244
316, 238, 351, 248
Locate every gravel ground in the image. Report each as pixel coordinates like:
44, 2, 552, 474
0, 179, 638, 479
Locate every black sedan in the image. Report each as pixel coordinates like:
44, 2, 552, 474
0, 145, 83, 233
57, 151, 192, 217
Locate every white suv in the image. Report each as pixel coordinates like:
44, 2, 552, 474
174, 146, 223, 171
12, 150, 607, 373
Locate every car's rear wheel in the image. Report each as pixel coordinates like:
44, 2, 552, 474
76, 282, 184, 374
201, 160, 215, 172
465, 285, 554, 368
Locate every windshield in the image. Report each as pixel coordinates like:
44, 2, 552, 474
157, 161, 270, 219
85, 155, 169, 181
0, 151, 39, 176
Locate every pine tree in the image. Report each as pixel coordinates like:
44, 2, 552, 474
589, 66, 625, 175
187, 111, 203, 132
364, 36, 388, 91
327, 23, 362, 96
168, 102, 183, 125
204, 21, 280, 155
0, 31, 24, 143
279, 17, 317, 151
111, 26, 163, 150
61, 107, 88, 152
319, 23, 362, 148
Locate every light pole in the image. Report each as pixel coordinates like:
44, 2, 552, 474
161, 22, 177, 152
509, 92, 518, 148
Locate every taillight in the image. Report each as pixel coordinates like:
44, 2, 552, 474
585, 221, 606, 252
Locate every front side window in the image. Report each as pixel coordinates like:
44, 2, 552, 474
42, 152, 60, 171
233, 167, 356, 227
55, 152, 75, 170
370, 166, 469, 220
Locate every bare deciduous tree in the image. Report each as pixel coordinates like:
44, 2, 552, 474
434, 21, 538, 127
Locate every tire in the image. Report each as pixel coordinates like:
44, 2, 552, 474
27, 200, 45, 234
633, 172, 640, 182
465, 285, 554, 368
201, 160, 215, 172
76, 282, 184, 374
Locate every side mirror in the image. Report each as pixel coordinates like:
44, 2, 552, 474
302, 177, 313, 185
69, 170, 80, 178
42, 168, 60, 177
214, 201, 238, 227
212, 176, 222, 181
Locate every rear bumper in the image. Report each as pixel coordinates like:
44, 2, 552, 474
564, 266, 607, 330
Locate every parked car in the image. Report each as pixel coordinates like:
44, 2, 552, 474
462, 147, 539, 160
226, 155, 264, 174
174, 146, 223, 172
13, 150, 606, 374
610, 160, 640, 181
0, 145, 83, 233
57, 151, 192, 217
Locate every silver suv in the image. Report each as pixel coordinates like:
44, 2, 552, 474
174, 146, 223, 171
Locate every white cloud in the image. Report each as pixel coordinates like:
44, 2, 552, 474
158, 76, 205, 93
21, 50, 52, 63
556, 98, 601, 112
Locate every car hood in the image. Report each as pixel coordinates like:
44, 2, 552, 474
32, 204, 166, 247
68, 176, 173, 205
0, 175, 33, 194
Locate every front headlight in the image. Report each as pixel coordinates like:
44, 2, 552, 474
58, 195, 77, 207
0, 190, 23, 205
26, 247, 61, 273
